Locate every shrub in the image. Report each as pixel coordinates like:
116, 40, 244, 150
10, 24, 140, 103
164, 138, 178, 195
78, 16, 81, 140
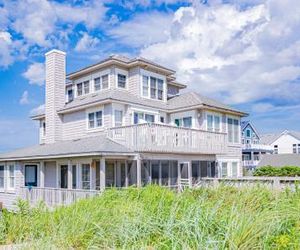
254, 166, 300, 177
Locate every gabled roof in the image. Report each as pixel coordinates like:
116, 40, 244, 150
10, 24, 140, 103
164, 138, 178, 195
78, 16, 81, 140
67, 55, 176, 80
258, 154, 300, 168
0, 134, 133, 161
260, 130, 300, 145
241, 121, 261, 139
55, 90, 247, 116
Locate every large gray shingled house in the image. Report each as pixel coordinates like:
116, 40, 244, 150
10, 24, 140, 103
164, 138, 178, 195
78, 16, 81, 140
0, 50, 247, 209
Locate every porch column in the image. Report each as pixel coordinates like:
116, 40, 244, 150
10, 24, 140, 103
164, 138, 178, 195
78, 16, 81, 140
177, 162, 181, 186
40, 161, 45, 188
159, 161, 162, 186
100, 158, 106, 190
250, 151, 254, 161
125, 161, 129, 187
67, 160, 72, 189
137, 157, 142, 187
188, 161, 192, 188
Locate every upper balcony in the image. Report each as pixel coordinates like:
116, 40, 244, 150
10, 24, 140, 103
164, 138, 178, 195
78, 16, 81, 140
107, 123, 227, 155
242, 143, 273, 152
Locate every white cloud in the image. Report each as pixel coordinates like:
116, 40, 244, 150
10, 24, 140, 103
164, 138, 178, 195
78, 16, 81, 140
30, 104, 45, 116
139, 0, 300, 106
19, 91, 29, 105
108, 11, 173, 48
75, 33, 100, 52
0, 31, 14, 67
23, 63, 45, 86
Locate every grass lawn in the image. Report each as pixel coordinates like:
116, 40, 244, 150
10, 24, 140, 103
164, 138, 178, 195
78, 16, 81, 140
1, 185, 300, 249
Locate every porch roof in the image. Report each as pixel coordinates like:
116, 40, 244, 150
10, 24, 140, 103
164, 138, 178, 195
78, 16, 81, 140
0, 134, 133, 161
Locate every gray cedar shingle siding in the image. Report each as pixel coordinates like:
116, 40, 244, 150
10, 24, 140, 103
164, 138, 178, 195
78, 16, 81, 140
0, 134, 132, 161
258, 154, 300, 167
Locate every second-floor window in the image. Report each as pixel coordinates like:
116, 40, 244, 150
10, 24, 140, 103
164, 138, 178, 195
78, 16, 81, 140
68, 89, 74, 102
246, 129, 251, 138
88, 111, 103, 129
84, 81, 90, 94
228, 118, 239, 143
118, 74, 127, 88
175, 117, 192, 128
134, 112, 155, 124
114, 110, 123, 127
94, 74, 109, 91
207, 115, 221, 132
142, 75, 164, 101
77, 83, 83, 96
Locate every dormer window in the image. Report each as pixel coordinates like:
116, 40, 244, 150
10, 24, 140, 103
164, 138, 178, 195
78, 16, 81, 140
84, 81, 90, 94
94, 74, 109, 91
117, 74, 127, 88
142, 75, 165, 101
77, 83, 83, 96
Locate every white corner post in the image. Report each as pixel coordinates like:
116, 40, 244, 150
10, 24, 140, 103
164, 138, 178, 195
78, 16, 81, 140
188, 161, 192, 188
40, 161, 45, 188
177, 162, 181, 186
67, 160, 72, 189
100, 157, 106, 190
136, 156, 142, 187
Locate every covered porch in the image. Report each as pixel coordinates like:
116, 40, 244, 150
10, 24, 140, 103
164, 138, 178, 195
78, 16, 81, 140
20, 156, 218, 206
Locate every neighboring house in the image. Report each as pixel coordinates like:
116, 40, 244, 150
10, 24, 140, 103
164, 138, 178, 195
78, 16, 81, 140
0, 50, 247, 209
241, 121, 273, 171
257, 154, 300, 168
261, 130, 300, 155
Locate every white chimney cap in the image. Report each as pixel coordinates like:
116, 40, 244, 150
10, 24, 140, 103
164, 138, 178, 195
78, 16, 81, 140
45, 49, 66, 56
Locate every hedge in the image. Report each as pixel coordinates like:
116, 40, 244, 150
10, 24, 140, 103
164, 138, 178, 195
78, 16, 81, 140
253, 166, 300, 177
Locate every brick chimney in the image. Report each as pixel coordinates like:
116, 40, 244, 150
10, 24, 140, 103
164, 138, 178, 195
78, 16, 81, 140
45, 49, 66, 144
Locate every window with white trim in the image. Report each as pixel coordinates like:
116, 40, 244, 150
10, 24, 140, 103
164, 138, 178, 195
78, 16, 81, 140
232, 162, 238, 177
81, 164, 90, 190
94, 74, 109, 91
8, 165, 15, 189
84, 81, 90, 94
228, 118, 240, 143
117, 74, 127, 88
77, 83, 83, 96
0, 165, 4, 189
274, 145, 278, 154
175, 117, 192, 128
114, 110, 123, 127
221, 162, 228, 177
142, 75, 164, 100
133, 112, 155, 124
207, 114, 221, 132
88, 111, 103, 129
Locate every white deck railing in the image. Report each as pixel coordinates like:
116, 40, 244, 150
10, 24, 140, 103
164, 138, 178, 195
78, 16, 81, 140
107, 123, 227, 154
242, 143, 273, 151
243, 160, 260, 167
19, 187, 101, 207
194, 177, 300, 190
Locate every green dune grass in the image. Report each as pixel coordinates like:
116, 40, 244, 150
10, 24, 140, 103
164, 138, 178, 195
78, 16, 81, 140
1, 185, 300, 249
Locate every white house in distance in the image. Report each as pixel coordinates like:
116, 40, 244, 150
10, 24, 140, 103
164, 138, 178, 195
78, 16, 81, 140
261, 130, 300, 155
241, 121, 273, 171
0, 50, 247, 209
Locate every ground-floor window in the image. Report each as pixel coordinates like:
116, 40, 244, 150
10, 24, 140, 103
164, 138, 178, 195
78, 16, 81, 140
8, 164, 15, 189
221, 163, 228, 177
81, 164, 91, 190
0, 165, 4, 189
232, 162, 238, 177
25, 165, 38, 187
72, 165, 77, 189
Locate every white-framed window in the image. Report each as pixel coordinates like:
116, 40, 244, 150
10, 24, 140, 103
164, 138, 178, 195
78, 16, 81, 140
83, 81, 90, 94
77, 83, 83, 96
231, 162, 238, 177
274, 145, 278, 154
7, 164, 15, 189
81, 164, 91, 190
293, 144, 297, 154
117, 74, 127, 88
246, 129, 251, 138
141, 74, 165, 101
175, 117, 192, 128
221, 162, 228, 177
94, 74, 109, 92
88, 111, 103, 129
67, 89, 74, 102
133, 112, 155, 124
114, 110, 123, 127
0, 165, 4, 189
228, 118, 240, 143
207, 114, 221, 132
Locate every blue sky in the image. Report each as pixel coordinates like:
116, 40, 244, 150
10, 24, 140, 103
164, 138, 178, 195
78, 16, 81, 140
0, 0, 300, 152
